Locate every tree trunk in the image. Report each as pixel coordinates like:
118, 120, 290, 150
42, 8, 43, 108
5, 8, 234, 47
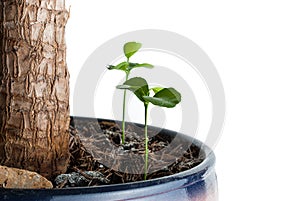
0, 0, 70, 180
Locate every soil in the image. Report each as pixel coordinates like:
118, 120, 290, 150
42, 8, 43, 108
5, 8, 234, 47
54, 117, 205, 188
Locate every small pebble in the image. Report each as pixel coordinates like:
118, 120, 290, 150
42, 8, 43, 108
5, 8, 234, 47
54, 171, 109, 188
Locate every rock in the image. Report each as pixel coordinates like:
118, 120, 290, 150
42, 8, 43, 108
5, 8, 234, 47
0, 166, 53, 189
54, 171, 109, 188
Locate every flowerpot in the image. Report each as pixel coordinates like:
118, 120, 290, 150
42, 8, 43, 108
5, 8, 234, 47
0, 117, 218, 201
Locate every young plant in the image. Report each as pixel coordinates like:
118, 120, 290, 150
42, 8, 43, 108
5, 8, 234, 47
117, 77, 181, 180
107, 42, 154, 144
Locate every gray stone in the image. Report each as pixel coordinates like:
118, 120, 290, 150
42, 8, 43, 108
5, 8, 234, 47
55, 171, 109, 188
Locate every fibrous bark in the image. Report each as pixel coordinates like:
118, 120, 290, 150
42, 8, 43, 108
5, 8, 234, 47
0, 0, 70, 180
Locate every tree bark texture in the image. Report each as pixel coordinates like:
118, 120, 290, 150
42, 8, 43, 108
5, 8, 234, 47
0, 0, 70, 180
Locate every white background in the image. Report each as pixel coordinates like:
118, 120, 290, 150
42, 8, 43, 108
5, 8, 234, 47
66, 0, 300, 200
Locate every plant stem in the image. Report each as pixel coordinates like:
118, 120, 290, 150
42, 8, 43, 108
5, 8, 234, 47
144, 103, 149, 180
121, 72, 130, 144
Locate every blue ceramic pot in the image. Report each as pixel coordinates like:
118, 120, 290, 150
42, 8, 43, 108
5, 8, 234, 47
0, 118, 218, 201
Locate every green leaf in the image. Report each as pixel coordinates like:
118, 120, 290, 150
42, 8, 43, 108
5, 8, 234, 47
128, 63, 154, 71
107, 61, 129, 72
117, 77, 149, 102
151, 87, 163, 94
124, 42, 142, 60
143, 88, 181, 108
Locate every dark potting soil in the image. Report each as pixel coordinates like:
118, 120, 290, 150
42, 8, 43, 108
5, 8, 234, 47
54, 117, 205, 188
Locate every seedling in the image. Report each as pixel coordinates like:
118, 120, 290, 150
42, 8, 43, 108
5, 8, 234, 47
117, 77, 181, 180
107, 42, 154, 144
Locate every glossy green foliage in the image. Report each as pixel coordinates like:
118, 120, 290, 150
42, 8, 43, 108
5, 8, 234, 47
117, 77, 181, 108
